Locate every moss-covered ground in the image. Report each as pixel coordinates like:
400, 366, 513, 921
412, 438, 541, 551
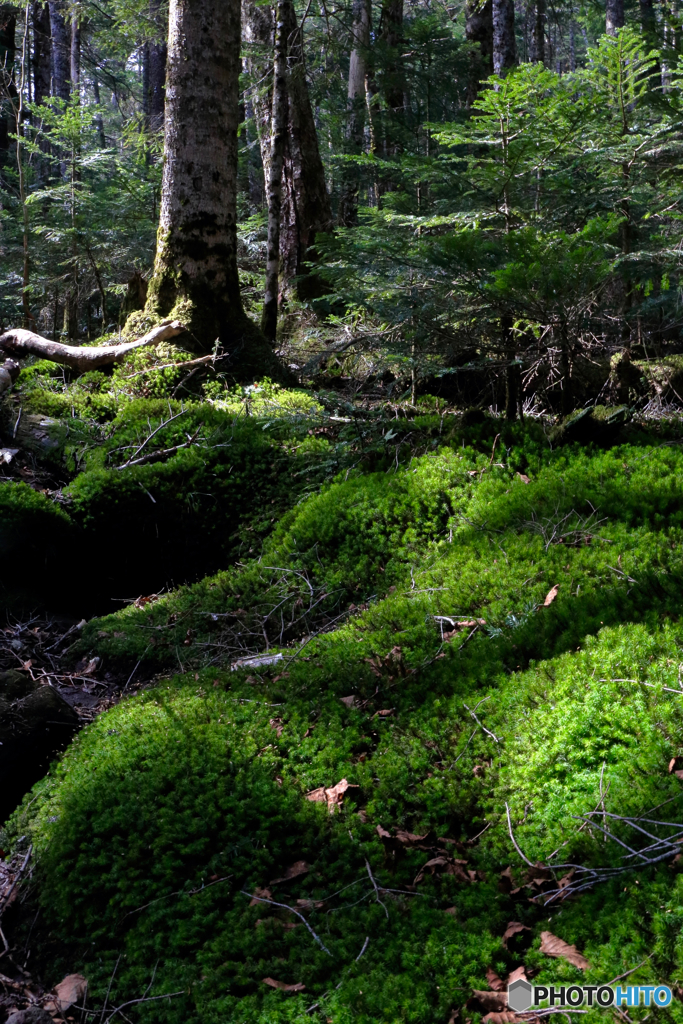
3, 356, 683, 1024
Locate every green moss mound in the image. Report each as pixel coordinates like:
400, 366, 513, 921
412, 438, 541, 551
11, 622, 683, 1023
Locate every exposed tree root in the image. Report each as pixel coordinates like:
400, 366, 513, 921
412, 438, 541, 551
0, 320, 185, 374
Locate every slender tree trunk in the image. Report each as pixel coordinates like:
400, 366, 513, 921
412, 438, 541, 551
528, 0, 545, 63
145, 0, 287, 378
261, 0, 288, 342
380, 0, 403, 156
465, 0, 493, 106
280, 0, 333, 297
32, 2, 50, 106
492, 0, 516, 75
48, 0, 69, 101
242, 0, 274, 192
606, 0, 624, 35
92, 75, 106, 146
147, 0, 167, 130
0, 7, 17, 170
69, 14, 80, 95
16, 5, 31, 327
338, 0, 371, 226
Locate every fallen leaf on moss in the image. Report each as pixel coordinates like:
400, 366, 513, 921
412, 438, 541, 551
507, 966, 528, 985
249, 887, 273, 905
516, 473, 531, 484
543, 585, 559, 607
306, 778, 358, 814
340, 695, 357, 708
262, 978, 306, 992
46, 974, 87, 1013
539, 931, 589, 969
469, 990, 508, 1012
270, 861, 310, 884
501, 921, 530, 947
486, 968, 506, 992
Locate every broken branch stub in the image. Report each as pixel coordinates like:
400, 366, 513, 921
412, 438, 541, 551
0, 321, 185, 373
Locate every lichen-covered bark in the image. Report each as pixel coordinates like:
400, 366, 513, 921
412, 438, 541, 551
492, 0, 516, 76
146, 0, 286, 378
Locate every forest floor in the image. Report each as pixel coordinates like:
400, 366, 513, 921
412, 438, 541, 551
2, 337, 683, 1024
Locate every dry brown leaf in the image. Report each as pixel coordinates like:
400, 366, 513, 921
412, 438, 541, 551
470, 991, 508, 1012
52, 973, 87, 1012
373, 708, 395, 718
506, 966, 528, 985
669, 757, 679, 773
340, 695, 357, 708
502, 921, 531, 947
516, 473, 531, 485
306, 778, 358, 814
249, 887, 273, 906
543, 585, 559, 607
262, 977, 306, 992
675, 770, 683, 781
395, 829, 430, 845
270, 860, 310, 884
486, 968, 506, 992
444, 906, 458, 915
539, 930, 589, 970
376, 824, 392, 839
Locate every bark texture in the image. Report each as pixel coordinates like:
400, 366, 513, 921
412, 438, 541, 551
32, 2, 51, 106
492, 0, 516, 75
465, 0, 493, 106
146, 0, 288, 378
0, 321, 184, 371
606, 0, 624, 35
261, 0, 288, 342
70, 14, 80, 94
338, 0, 371, 226
528, 0, 545, 63
48, 0, 70, 101
242, 0, 332, 297
280, 0, 333, 296
0, 7, 16, 167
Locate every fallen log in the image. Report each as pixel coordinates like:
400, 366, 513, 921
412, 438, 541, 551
0, 320, 185, 374
0, 359, 19, 396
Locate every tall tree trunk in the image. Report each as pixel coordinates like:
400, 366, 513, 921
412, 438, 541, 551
48, 0, 69, 101
145, 0, 286, 378
261, 0, 288, 342
32, 2, 50, 107
606, 0, 624, 35
528, 0, 545, 63
242, 0, 274, 191
148, 0, 167, 130
69, 14, 80, 95
280, 0, 333, 297
379, 0, 403, 156
0, 7, 16, 169
338, 0, 371, 226
465, 0, 493, 106
492, 0, 516, 75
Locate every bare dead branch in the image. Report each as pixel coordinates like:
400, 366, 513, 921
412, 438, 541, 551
0, 320, 185, 372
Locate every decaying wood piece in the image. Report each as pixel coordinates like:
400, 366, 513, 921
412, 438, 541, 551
0, 320, 185, 374
0, 359, 19, 396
